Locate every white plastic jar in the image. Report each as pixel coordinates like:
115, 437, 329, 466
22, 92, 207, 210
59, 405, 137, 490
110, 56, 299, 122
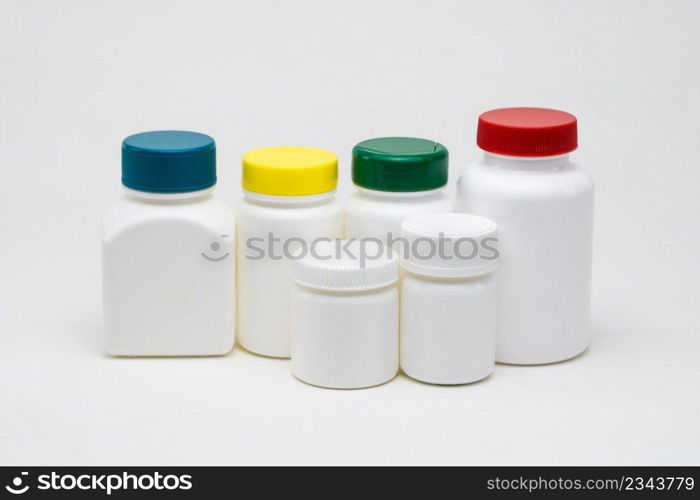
236, 146, 343, 358
344, 137, 453, 243
290, 240, 399, 389
400, 213, 498, 384
102, 131, 235, 356
456, 108, 594, 365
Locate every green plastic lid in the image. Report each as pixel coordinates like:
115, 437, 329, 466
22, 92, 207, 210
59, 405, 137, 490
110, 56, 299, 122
352, 137, 448, 192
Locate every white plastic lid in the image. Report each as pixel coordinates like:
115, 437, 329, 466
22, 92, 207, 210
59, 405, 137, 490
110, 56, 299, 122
400, 213, 498, 278
293, 239, 399, 291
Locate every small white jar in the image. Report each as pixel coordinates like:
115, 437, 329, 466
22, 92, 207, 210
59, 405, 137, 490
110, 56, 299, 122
400, 213, 498, 384
344, 137, 453, 242
236, 146, 343, 358
456, 108, 594, 365
290, 240, 399, 389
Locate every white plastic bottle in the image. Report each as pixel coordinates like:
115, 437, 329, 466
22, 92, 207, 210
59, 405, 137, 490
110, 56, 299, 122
102, 131, 235, 356
236, 146, 343, 358
290, 240, 399, 389
344, 137, 453, 243
456, 108, 594, 365
400, 213, 498, 384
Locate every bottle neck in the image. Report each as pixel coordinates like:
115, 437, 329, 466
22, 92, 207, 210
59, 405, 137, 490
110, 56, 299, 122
406, 269, 489, 283
354, 186, 445, 200
296, 281, 396, 296
124, 186, 214, 203
482, 151, 571, 172
243, 190, 336, 207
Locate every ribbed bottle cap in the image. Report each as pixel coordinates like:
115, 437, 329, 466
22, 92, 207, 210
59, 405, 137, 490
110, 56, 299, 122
477, 107, 577, 157
293, 240, 398, 291
352, 137, 448, 192
401, 213, 498, 278
122, 131, 216, 193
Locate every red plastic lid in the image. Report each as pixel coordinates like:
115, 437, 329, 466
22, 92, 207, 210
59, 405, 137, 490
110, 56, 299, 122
477, 107, 577, 157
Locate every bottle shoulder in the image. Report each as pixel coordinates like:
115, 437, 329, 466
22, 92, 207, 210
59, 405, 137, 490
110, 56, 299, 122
458, 160, 594, 200
345, 190, 453, 216
102, 194, 234, 242
402, 272, 494, 293
294, 282, 398, 302
237, 196, 342, 220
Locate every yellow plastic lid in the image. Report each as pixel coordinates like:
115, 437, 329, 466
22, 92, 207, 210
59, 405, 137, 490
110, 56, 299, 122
242, 146, 338, 196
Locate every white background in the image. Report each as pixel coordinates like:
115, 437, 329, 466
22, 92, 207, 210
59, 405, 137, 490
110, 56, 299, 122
1, 0, 699, 465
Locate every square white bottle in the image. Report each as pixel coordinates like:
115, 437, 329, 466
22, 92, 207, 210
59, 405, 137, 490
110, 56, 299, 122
102, 131, 235, 356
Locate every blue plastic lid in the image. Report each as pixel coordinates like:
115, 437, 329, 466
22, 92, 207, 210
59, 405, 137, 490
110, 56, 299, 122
121, 131, 216, 193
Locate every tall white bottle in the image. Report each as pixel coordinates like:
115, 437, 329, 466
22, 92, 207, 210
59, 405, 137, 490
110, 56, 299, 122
236, 146, 343, 358
457, 108, 594, 365
102, 131, 235, 356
